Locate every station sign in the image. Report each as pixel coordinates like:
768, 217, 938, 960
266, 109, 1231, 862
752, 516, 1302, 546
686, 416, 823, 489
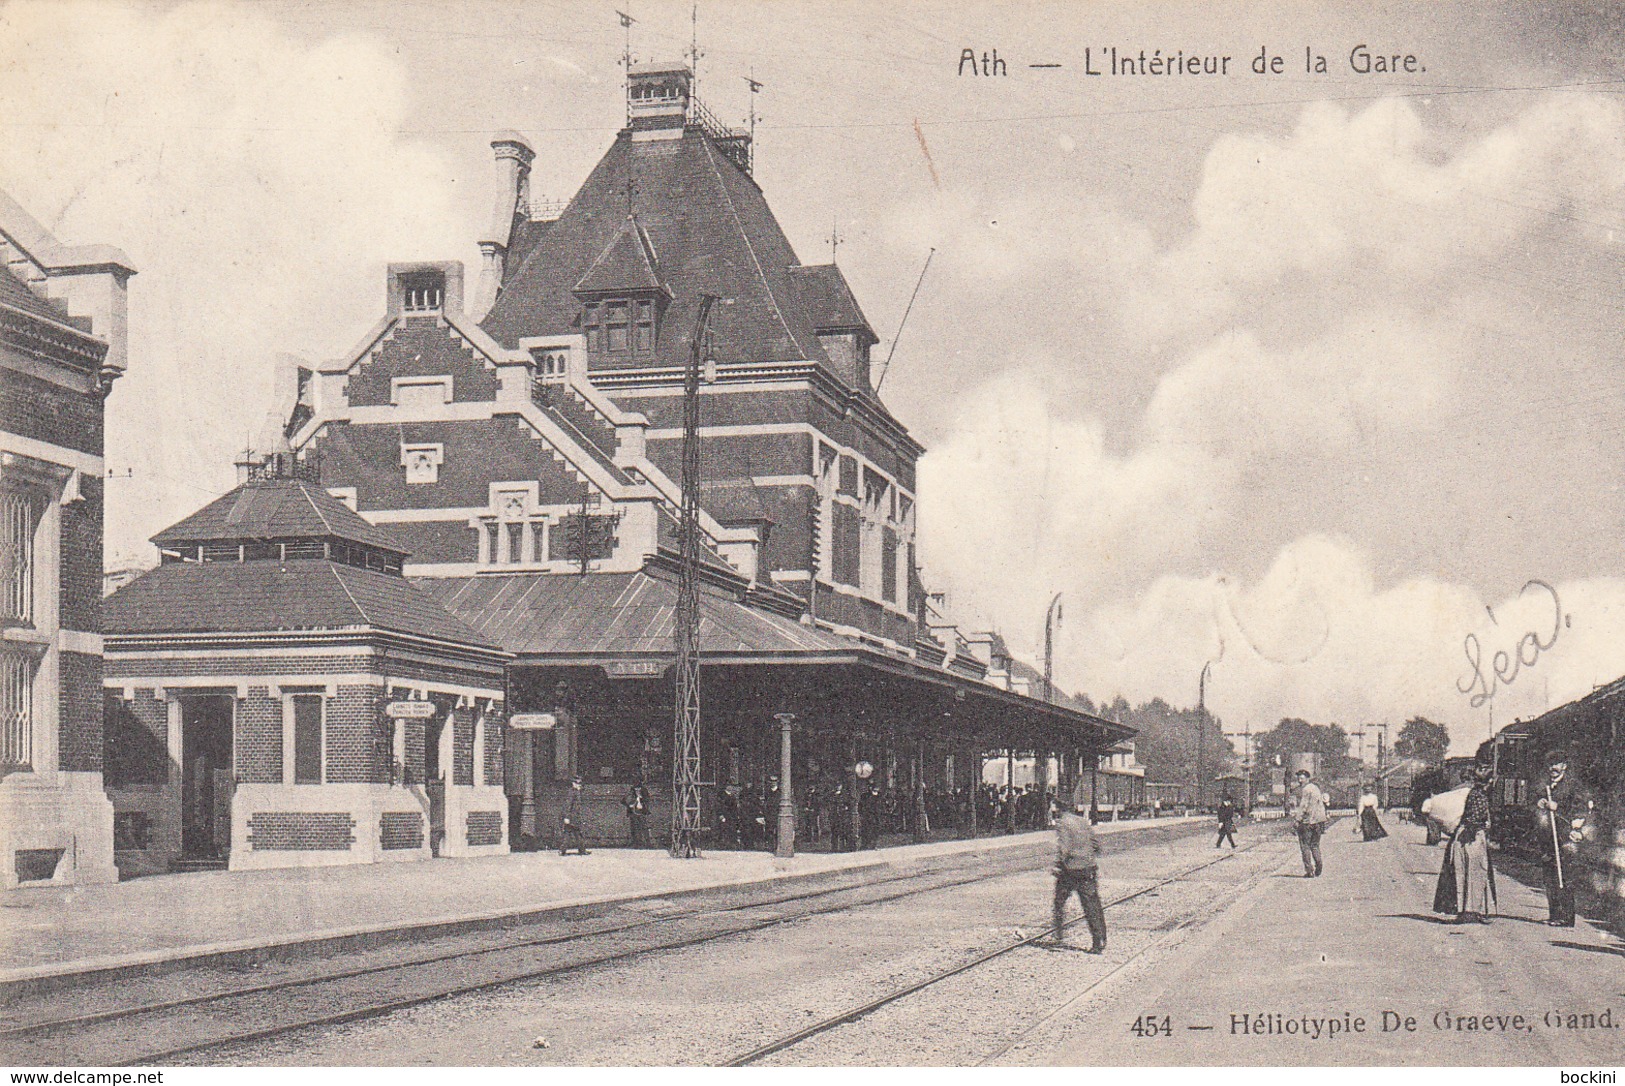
385, 701, 437, 719
509, 712, 559, 731
604, 659, 665, 678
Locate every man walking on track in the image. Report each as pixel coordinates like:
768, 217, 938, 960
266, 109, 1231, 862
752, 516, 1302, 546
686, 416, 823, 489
1051, 786, 1106, 953
1216, 793, 1239, 849
1535, 748, 1594, 927
1291, 768, 1328, 877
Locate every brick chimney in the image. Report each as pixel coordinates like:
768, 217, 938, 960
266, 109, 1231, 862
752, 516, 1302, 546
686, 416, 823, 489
471, 131, 535, 320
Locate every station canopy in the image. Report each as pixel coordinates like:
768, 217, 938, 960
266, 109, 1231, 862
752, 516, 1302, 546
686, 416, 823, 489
416, 565, 1131, 752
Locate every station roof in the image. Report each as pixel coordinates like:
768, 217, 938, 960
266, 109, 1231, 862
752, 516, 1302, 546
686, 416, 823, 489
415, 568, 849, 661
151, 475, 408, 556
416, 568, 1134, 747
105, 559, 501, 652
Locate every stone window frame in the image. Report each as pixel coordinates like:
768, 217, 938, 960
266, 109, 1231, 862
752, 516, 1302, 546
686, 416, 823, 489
0, 453, 74, 775
399, 443, 444, 485
390, 375, 453, 409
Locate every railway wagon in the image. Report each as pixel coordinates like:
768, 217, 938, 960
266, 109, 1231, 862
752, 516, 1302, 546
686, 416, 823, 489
1478, 676, 1625, 919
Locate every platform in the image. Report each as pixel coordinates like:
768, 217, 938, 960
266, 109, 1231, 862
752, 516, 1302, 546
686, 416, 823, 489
1030, 817, 1625, 1066
0, 817, 1204, 993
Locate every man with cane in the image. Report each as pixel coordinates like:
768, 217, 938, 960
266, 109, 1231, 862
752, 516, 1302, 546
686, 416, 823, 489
1535, 748, 1595, 927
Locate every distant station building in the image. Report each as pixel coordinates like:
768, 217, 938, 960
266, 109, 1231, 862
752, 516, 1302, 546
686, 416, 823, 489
0, 190, 133, 888
101, 60, 1133, 866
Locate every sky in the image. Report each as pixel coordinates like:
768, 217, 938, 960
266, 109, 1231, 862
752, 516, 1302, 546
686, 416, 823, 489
4, 0, 1625, 754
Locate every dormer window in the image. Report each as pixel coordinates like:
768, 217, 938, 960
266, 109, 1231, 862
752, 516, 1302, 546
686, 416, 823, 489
584, 297, 657, 353
401, 272, 444, 314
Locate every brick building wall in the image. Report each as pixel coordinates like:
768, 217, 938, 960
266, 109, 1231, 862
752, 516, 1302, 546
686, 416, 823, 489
59, 474, 102, 633
238, 689, 282, 783
102, 692, 169, 786
315, 417, 591, 512
452, 704, 474, 786
57, 650, 104, 773
345, 317, 501, 407
483, 713, 505, 787
0, 367, 104, 457
326, 685, 382, 784
402, 718, 426, 785
104, 654, 374, 680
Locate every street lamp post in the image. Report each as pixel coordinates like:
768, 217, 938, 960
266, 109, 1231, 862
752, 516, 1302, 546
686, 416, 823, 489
1043, 593, 1063, 705
1197, 662, 1212, 811
774, 712, 796, 858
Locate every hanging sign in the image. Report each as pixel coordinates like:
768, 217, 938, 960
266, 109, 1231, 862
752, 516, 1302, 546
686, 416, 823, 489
385, 701, 437, 719
509, 712, 559, 731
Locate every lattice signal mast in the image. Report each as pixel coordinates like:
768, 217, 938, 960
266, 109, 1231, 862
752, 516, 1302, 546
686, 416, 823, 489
671, 293, 718, 858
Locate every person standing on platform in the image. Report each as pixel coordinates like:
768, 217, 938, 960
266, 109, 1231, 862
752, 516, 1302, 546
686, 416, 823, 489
1050, 786, 1107, 953
1535, 748, 1595, 927
623, 779, 651, 848
859, 782, 882, 849
1357, 786, 1388, 841
1215, 793, 1238, 849
560, 775, 590, 856
1290, 768, 1328, 877
1432, 761, 1496, 923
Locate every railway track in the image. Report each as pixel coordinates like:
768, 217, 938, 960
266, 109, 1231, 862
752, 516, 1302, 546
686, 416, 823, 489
724, 834, 1283, 1067
2, 842, 1071, 1066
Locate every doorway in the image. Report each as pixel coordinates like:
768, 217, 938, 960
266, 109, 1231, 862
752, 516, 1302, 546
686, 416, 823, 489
180, 695, 234, 862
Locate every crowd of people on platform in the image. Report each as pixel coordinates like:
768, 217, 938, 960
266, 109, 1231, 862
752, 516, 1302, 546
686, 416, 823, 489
688, 778, 1089, 851
1277, 749, 1599, 930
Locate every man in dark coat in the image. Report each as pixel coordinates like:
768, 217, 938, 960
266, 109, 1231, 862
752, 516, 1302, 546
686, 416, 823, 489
1535, 748, 1596, 927
1215, 793, 1239, 849
859, 783, 882, 848
623, 779, 651, 848
1051, 786, 1106, 953
560, 775, 590, 856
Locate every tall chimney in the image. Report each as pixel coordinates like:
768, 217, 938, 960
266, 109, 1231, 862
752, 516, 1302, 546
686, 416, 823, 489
471, 131, 535, 320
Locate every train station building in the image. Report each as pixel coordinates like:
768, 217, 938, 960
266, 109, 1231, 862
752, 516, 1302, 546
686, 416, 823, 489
1, 190, 134, 889
98, 61, 1132, 871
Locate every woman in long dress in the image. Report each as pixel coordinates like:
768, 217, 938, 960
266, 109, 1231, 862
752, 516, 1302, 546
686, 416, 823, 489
1357, 788, 1388, 840
1433, 763, 1497, 923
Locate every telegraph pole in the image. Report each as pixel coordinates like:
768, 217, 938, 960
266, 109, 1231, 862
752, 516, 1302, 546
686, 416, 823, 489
670, 293, 718, 859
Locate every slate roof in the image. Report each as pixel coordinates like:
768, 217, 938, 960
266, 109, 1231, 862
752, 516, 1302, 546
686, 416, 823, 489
152, 476, 408, 555
415, 569, 857, 659
789, 264, 876, 340
104, 560, 501, 650
483, 128, 831, 371
573, 217, 664, 295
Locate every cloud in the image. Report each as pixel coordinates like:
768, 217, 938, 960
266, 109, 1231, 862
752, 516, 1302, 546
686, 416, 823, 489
1071, 536, 1625, 756
1135, 93, 1625, 343
0, 0, 475, 555
917, 89, 1625, 748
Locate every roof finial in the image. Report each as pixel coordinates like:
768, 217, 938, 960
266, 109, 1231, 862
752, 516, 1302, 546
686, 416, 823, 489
687, 2, 704, 100
829, 213, 842, 262
744, 70, 762, 174
617, 9, 637, 124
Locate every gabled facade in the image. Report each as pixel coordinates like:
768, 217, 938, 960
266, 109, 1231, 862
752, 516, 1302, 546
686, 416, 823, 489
0, 189, 134, 888
292, 260, 771, 588
475, 63, 923, 653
